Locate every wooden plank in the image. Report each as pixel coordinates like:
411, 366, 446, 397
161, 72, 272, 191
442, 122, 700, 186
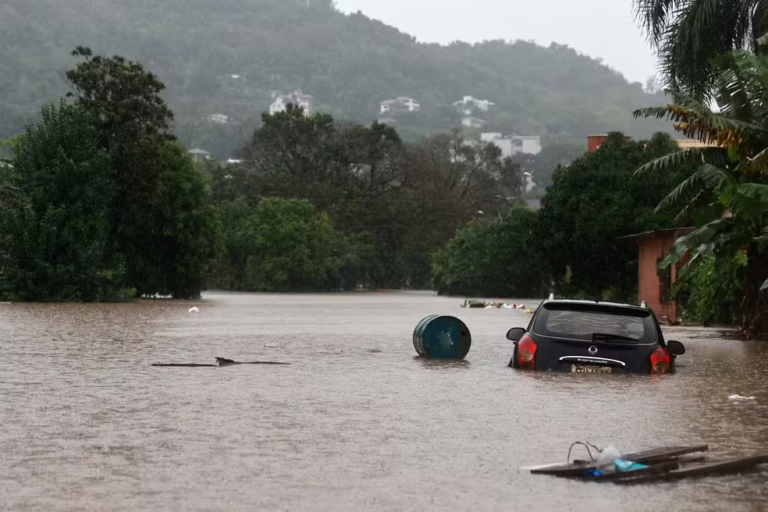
625, 444, 710, 464
215, 357, 290, 366
588, 461, 680, 481
530, 445, 709, 476
152, 364, 217, 367
614, 455, 768, 485
152, 358, 291, 367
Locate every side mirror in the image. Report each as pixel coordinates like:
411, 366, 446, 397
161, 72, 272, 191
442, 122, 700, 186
506, 327, 526, 342
668, 340, 686, 356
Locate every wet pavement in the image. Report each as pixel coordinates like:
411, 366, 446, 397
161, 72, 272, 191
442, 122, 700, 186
1, 292, 767, 511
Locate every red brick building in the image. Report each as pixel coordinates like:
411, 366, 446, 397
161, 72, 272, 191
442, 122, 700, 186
587, 134, 609, 153
621, 228, 694, 322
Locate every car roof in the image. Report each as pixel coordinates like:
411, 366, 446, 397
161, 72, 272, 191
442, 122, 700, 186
543, 299, 649, 312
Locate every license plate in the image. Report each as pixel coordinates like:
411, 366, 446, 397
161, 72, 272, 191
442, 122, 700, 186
572, 365, 612, 374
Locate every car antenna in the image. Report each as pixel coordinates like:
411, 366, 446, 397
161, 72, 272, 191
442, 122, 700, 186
548, 293, 555, 301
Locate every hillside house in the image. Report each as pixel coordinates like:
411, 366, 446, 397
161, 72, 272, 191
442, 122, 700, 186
453, 96, 494, 115
188, 148, 211, 163
380, 97, 420, 114
270, 90, 313, 116
511, 135, 543, 155
480, 133, 542, 158
207, 113, 230, 125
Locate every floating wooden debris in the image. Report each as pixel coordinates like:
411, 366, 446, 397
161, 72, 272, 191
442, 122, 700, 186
613, 455, 768, 485
152, 363, 217, 368
214, 357, 290, 366
528, 444, 768, 484
529, 445, 709, 477
152, 357, 290, 368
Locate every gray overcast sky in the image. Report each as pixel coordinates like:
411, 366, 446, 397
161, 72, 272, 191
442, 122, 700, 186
335, 0, 659, 85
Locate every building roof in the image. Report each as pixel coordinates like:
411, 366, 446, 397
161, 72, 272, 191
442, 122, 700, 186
274, 91, 313, 102
618, 227, 696, 241
381, 97, 418, 105
188, 148, 210, 155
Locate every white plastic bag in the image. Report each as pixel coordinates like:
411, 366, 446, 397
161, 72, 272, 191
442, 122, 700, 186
596, 446, 622, 475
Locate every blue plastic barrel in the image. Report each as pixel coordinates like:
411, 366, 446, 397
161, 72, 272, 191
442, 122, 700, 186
413, 315, 472, 359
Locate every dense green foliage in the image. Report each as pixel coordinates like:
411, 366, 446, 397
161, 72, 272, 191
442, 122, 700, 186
635, 0, 768, 100
207, 107, 525, 291
0, 51, 220, 301
0, 103, 123, 301
140, 142, 221, 297
635, 48, 768, 337
208, 197, 345, 292
244, 198, 343, 292
432, 207, 547, 297
65, 47, 176, 291
537, 132, 696, 300
0, 0, 671, 157
674, 254, 747, 325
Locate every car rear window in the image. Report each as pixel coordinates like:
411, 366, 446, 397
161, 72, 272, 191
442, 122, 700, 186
534, 303, 657, 343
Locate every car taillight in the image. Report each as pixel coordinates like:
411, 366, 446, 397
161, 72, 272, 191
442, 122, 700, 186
517, 335, 537, 370
650, 347, 671, 374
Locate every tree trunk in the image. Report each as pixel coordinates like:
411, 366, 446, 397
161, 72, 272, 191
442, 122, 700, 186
739, 243, 768, 340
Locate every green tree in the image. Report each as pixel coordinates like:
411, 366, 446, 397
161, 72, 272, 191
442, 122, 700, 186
537, 132, 695, 300
244, 198, 343, 292
244, 109, 413, 288
141, 142, 221, 298
207, 197, 260, 291
673, 254, 747, 325
228, 113, 524, 291
403, 130, 526, 284
432, 206, 547, 297
0, 103, 124, 301
635, 48, 768, 338
634, 0, 768, 99
65, 47, 175, 292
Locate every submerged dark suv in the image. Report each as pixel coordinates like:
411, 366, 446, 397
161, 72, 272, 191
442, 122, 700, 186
507, 299, 685, 374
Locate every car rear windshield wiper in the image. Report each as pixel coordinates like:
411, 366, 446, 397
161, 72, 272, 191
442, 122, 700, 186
592, 333, 639, 343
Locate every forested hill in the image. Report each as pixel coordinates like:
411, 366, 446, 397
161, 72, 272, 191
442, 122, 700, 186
0, 0, 668, 157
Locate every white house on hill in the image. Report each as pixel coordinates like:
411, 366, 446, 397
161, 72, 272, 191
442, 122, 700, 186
188, 148, 211, 163
270, 90, 313, 116
380, 97, 420, 114
207, 113, 230, 125
454, 96, 494, 115
480, 133, 542, 158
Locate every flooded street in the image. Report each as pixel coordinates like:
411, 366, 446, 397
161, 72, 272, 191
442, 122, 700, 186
2, 292, 768, 511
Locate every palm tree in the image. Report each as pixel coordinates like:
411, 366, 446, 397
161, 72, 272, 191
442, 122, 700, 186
634, 47, 768, 338
634, 0, 768, 100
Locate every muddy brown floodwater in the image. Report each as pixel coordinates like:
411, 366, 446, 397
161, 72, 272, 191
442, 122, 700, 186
1, 292, 768, 511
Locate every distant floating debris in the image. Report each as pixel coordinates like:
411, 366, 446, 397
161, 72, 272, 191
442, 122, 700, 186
461, 299, 528, 310
188, 307, 200, 314
152, 357, 290, 368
